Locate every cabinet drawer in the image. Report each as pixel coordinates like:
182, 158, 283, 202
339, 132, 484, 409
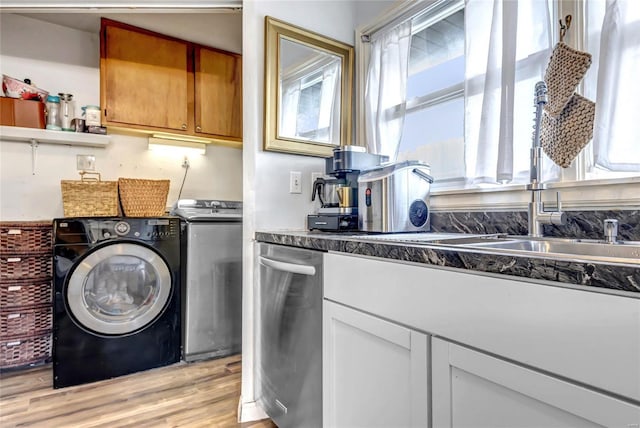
0, 333, 51, 368
0, 254, 52, 280
0, 222, 52, 254
0, 306, 52, 339
0, 279, 51, 310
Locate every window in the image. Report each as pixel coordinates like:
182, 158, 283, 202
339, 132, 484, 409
296, 72, 325, 139
397, 3, 465, 186
582, 0, 640, 178
362, 0, 639, 195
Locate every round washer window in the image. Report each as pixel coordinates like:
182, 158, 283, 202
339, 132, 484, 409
66, 243, 171, 335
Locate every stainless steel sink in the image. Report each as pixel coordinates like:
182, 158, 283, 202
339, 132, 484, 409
350, 232, 640, 265
443, 236, 640, 265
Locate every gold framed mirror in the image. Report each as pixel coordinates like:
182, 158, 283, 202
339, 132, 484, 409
264, 16, 354, 157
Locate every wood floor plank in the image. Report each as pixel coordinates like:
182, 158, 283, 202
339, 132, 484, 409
0, 355, 276, 428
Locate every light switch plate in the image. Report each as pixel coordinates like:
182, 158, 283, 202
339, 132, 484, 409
77, 154, 96, 171
290, 171, 302, 193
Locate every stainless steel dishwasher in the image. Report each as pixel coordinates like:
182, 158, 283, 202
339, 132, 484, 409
255, 242, 323, 428
171, 199, 242, 362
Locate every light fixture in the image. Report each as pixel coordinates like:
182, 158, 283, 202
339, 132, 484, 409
148, 137, 206, 156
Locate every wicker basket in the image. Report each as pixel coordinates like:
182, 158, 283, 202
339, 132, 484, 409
0, 222, 52, 254
0, 253, 52, 280
0, 306, 52, 338
0, 333, 51, 368
118, 178, 170, 217
61, 172, 119, 217
0, 279, 52, 310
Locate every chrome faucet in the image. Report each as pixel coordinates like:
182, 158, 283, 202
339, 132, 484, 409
527, 81, 566, 237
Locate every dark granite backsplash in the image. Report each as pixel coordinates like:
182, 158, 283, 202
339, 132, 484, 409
431, 210, 640, 241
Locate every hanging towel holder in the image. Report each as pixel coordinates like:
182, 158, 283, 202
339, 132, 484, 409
559, 15, 572, 42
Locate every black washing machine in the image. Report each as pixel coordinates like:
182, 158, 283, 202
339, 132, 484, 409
52, 217, 181, 389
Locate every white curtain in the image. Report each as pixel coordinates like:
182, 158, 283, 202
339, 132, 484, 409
318, 61, 340, 144
280, 79, 301, 137
588, 0, 640, 171
465, 0, 558, 184
364, 21, 412, 161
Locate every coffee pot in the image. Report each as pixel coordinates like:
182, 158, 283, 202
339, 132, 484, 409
311, 177, 341, 208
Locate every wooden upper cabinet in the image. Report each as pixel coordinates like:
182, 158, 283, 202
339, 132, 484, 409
195, 46, 242, 140
101, 20, 190, 132
100, 19, 242, 145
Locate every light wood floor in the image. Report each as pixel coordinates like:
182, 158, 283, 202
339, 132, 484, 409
0, 354, 276, 428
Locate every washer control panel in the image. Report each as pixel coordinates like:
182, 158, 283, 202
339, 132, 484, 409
54, 218, 179, 244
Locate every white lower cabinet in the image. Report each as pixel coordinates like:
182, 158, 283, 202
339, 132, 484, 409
431, 337, 639, 428
323, 252, 640, 427
323, 300, 429, 428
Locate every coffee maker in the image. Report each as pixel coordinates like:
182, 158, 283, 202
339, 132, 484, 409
308, 146, 388, 231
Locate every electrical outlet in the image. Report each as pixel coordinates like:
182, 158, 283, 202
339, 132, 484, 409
289, 171, 302, 194
76, 154, 96, 171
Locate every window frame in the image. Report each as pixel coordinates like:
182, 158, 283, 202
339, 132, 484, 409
355, 0, 639, 212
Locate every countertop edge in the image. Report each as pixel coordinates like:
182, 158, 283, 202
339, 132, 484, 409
255, 231, 640, 296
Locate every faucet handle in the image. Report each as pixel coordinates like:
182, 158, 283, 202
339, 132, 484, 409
604, 219, 619, 244
544, 192, 566, 225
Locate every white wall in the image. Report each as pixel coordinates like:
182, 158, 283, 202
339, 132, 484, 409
0, 13, 242, 220
240, 0, 366, 421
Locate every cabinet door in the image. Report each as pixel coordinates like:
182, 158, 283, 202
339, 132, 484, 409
195, 46, 242, 140
432, 337, 640, 428
102, 21, 190, 132
323, 300, 429, 428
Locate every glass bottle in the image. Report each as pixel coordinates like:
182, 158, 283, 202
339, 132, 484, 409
45, 95, 62, 131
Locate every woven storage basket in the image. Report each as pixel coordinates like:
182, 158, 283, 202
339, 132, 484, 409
0, 333, 51, 368
0, 253, 52, 280
0, 222, 52, 254
118, 178, 170, 217
0, 279, 52, 310
61, 172, 119, 217
0, 306, 52, 338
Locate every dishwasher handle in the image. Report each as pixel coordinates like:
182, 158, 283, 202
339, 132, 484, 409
259, 256, 317, 276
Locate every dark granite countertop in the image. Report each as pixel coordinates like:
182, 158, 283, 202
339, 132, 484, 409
255, 230, 640, 296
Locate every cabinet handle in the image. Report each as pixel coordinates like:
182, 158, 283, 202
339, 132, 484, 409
259, 256, 316, 276
196, 126, 202, 132
181, 124, 187, 130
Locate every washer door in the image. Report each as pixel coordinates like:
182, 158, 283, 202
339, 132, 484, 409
66, 242, 172, 336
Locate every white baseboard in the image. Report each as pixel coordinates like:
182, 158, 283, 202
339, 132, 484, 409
237, 397, 269, 423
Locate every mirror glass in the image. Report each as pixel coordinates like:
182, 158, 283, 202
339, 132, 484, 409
265, 17, 353, 157
278, 38, 342, 144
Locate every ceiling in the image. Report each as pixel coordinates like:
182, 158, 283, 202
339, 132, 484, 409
15, 11, 242, 51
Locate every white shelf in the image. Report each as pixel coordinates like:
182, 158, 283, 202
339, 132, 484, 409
0, 125, 110, 148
